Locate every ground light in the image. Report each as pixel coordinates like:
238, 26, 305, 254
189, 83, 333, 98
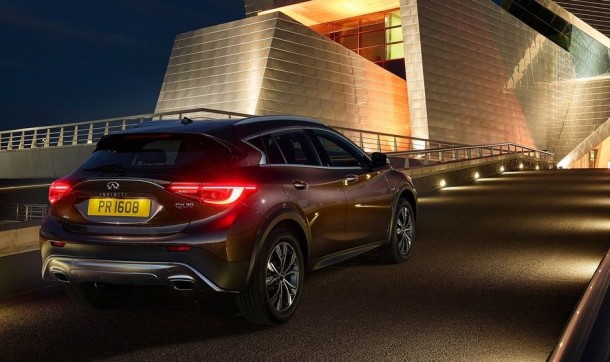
474, 172, 480, 179
500, 165, 505, 172
439, 179, 447, 188
519, 163, 524, 169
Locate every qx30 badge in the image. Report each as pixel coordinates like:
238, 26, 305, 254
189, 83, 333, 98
107, 182, 120, 190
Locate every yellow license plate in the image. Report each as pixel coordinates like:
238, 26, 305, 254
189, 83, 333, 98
87, 198, 151, 217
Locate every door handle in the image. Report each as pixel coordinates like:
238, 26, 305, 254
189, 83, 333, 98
345, 174, 359, 183
293, 180, 308, 190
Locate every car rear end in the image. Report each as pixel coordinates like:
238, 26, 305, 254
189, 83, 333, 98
40, 123, 265, 294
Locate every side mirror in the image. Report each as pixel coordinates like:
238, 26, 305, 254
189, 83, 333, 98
371, 152, 388, 169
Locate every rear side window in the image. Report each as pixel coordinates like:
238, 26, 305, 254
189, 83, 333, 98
80, 133, 232, 175
249, 131, 319, 166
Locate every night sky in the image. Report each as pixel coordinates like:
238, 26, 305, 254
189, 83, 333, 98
0, 0, 245, 132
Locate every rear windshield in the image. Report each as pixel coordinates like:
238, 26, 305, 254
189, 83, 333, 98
79, 133, 232, 176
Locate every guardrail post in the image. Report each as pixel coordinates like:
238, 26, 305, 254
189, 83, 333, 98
393, 136, 398, 152
58, 128, 64, 147
7, 132, 13, 150
45, 129, 50, 147
377, 134, 381, 152
72, 125, 79, 145
467, 149, 472, 159
440, 151, 444, 163
31, 129, 37, 148
104, 121, 109, 136
19, 131, 25, 149
121, 120, 126, 130
87, 123, 93, 144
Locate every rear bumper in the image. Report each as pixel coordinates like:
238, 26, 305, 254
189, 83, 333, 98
40, 241, 250, 292
42, 257, 230, 292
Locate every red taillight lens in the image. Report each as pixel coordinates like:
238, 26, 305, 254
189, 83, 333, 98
49, 180, 71, 204
168, 183, 256, 205
200, 186, 256, 205
166, 246, 191, 252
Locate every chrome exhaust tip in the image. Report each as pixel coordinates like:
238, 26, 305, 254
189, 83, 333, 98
51, 270, 70, 283
168, 277, 196, 291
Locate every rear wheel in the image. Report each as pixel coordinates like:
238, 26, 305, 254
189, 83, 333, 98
381, 199, 415, 263
236, 229, 304, 325
65, 282, 133, 309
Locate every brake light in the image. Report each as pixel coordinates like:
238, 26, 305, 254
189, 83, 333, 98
49, 179, 71, 204
168, 183, 256, 205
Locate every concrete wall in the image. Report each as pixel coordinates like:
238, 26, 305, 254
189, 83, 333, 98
0, 145, 94, 179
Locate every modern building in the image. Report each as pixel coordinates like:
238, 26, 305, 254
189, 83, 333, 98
154, 0, 610, 168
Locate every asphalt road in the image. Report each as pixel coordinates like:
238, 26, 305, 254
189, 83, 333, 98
1, 169, 609, 361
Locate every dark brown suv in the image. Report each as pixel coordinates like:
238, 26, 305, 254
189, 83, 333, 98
40, 116, 417, 325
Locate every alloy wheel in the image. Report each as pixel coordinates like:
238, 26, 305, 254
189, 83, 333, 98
266, 241, 300, 312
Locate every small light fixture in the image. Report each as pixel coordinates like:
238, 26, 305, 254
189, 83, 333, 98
535, 165, 540, 170
500, 165, 505, 172
439, 179, 447, 188
474, 172, 480, 179
519, 163, 524, 170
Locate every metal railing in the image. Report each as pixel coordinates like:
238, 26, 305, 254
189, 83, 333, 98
0, 107, 461, 154
0, 107, 252, 151
0, 107, 553, 166
3, 203, 49, 221
549, 249, 610, 361
334, 127, 463, 154
387, 142, 554, 168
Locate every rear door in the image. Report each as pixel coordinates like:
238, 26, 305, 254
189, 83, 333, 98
248, 130, 347, 260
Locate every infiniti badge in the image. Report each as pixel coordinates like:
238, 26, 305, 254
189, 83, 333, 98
107, 182, 120, 190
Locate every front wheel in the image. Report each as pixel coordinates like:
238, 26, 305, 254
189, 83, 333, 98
236, 229, 304, 325
381, 199, 415, 264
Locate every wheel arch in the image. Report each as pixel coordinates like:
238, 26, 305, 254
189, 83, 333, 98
397, 185, 418, 220
245, 207, 310, 287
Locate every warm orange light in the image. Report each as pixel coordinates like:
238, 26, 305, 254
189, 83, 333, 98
259, 0, 399, 26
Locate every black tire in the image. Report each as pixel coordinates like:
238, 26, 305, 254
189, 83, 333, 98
236, 228, 304, 325
381, 198, 415, 264
65, 282, 133, 309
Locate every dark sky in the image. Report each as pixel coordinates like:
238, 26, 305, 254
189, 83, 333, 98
0, 0, 244, 132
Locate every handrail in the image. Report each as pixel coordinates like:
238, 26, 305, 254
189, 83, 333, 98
0, 107, 252, 151
387, 142, 554, 167
548, 249, 610, 361
0, 106, 553, 164
0, 106, 462, 154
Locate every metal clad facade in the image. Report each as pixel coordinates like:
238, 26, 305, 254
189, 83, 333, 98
155, 12, 410, 139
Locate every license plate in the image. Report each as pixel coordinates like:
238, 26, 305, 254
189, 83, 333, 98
87, 198, 151, 217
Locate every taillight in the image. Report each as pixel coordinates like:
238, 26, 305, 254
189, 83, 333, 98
49, 179, 71, 204
168, 183, 256, 205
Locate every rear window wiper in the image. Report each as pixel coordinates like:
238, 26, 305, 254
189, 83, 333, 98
83, 164, 125, 173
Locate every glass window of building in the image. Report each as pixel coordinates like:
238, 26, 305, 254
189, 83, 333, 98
311, 9, 406, 79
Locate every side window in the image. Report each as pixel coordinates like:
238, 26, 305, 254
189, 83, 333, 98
311, 130, 367, 168
271, 131, 319, 166
247, 131, 319, 166
248, 135, 285, 164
